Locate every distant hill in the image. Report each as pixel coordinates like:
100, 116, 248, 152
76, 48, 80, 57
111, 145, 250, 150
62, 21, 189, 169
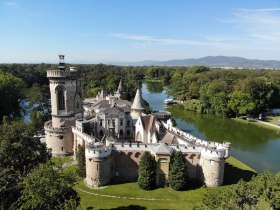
108, 56, 280, 69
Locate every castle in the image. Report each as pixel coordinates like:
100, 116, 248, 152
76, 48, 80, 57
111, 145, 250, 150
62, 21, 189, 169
44, 55, 231, 188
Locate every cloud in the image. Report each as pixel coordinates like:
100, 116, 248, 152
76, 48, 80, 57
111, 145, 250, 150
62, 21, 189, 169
110, 33, 206, 46
4, 1, 20, 8
230, 7, 280, 42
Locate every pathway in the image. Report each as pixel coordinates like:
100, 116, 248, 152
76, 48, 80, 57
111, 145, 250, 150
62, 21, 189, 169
77, 187, 169, 201
255, 119, 280, 129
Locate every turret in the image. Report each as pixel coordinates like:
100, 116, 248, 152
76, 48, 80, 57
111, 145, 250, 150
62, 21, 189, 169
44, 55, 83, 156
200, 142, 230, 187
131, 88, 145, 119
85, 142, 113, 188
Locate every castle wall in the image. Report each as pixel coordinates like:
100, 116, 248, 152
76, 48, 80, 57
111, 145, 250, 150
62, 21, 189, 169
85, 156, 112, 188
115, 151, 142, 181
45, 128, 73, 156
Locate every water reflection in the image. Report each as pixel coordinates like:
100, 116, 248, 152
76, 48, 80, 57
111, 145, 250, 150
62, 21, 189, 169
142, 82, 280, 173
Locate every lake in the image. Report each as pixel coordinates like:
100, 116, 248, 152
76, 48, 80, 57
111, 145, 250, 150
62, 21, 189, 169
142, 82, 280, 173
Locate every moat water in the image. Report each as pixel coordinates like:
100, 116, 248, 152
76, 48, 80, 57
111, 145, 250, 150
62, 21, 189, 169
142, 82, 280, 173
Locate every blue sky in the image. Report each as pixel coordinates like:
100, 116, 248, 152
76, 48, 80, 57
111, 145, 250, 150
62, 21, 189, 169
1, 0, 280, 63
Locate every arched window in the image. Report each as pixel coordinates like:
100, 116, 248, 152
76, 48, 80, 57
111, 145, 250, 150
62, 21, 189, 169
127, 120, 130, 126
56, 86, 65, 111
127, 130, 130, 136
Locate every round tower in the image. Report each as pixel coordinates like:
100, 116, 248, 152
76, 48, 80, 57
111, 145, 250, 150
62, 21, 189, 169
85, 143, 112, 188
200, 142, 230, 187
44, 55, 83, 156
131, 88, 145, 120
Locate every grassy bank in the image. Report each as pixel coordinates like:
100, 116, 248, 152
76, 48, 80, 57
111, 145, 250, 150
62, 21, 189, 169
74, 156, 256, 209
232, 118, 280, 132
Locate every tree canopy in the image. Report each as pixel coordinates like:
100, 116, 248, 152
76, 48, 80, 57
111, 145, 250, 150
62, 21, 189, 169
0, 71, 25, 122
137, 151, 156, 190
168, 151, 188, 190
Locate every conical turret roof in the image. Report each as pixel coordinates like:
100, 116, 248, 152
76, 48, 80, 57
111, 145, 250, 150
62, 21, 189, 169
131, 88, 145, 111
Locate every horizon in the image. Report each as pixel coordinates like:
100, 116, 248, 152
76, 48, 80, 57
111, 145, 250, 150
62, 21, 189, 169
1, 0, 280, 63
1, 55, 280, 65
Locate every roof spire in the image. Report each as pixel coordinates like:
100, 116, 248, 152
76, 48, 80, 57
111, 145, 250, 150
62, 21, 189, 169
131, 88, 145, 111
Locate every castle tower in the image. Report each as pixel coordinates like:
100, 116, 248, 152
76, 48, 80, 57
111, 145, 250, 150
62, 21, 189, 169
200, 142, 231, 187
131, 88, 145, 120
44, 55, 83, 156
85, 143, 113, 188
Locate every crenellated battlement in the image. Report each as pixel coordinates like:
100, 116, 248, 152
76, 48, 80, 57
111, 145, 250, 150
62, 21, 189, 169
85, 144, 113, 158
47, 69, 80, 78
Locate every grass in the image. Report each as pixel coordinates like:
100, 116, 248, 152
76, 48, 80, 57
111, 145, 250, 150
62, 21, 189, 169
265, 115, 280, 125
75, 181, 206, 210
51, 156, 73, 165
73, 156, 257, 210
232, 117, 280, 132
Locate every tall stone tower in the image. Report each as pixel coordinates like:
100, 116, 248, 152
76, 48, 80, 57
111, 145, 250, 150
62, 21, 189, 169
44, 55, 83, 156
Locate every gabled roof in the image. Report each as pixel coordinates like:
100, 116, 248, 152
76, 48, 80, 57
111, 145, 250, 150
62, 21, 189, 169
139, 115, 157, 132
160, 132, 178, 145
151, 143, 173, 155
131, 89, 145, 111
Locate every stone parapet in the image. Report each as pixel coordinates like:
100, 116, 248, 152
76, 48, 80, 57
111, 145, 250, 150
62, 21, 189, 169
47, 70, 80, 78
44, 121, 71, 134
72, 127, 96, 143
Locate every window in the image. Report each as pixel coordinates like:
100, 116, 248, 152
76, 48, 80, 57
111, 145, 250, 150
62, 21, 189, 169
107, 119, 111, 126
127, 130, 130, 136
120, 118, 123, 126
61, 147, 63, 151
127, 120, 130, 126
59, 136, 63, 139
99, 120, 103, 126
112, 119, 115, 127
57, 86, 65, 111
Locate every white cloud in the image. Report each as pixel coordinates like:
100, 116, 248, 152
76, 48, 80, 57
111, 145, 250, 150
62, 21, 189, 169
4, 1, 19, 8
231, 7, 280, 42
110, 33, 206, 46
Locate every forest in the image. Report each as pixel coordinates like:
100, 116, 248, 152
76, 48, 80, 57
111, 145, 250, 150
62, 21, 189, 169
0, 63, 280, 209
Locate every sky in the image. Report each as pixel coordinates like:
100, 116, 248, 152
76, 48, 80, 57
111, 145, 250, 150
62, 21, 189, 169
0, 0, 280, 63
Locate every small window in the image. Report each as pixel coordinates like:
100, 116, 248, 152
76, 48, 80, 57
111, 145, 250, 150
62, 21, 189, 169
59, 136, 63, 139
127, 120, 130, 126
112, 119, 115, 127
97, 164, 99, 171
108, 119, 111, 126
99, 120, 103, 126
127, 130, 130, 136
61, 147, 63, 151
120, 118, 123, 126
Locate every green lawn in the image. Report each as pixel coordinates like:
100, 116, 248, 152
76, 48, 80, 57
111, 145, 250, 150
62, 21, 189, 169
265, 115, 280, 125
73, 156, 257, 210
51, 156, 73, 165
232, 118, 280, 132
75, 181, 206, 210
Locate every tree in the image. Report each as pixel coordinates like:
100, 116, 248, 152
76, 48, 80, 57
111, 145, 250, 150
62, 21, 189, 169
16, 163, 80, 209
137, 151, 156, 190
77, 146, 86, 178
168, 151, 188, 190
0, 71, 25, 122
0, 168, 22, 210
0, 121, 50, 176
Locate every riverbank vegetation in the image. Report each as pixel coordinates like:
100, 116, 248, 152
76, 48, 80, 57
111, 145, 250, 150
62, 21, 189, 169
167, 66, 280, 118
